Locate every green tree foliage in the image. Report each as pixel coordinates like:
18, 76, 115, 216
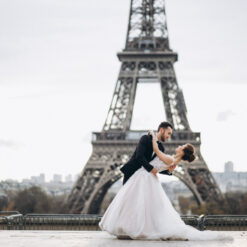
3, 186, 69, 214
0, 195, 8, 211
178, 196, 192, 214
179, 192, 247, 215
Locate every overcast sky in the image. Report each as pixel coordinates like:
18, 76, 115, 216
0, 0, 247, 182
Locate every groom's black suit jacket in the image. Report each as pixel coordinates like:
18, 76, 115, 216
120, 134, 172, 184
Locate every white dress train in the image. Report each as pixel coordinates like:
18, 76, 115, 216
99, 156, 231, 241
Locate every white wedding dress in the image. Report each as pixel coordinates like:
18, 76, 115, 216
99, 156, 231, 241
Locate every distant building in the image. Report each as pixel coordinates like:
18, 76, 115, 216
65, 174, 72, 183
224, 161, 234, 173
40, 173, 45, 184
29, 174, 45, 184
74, 174, 80, 181
213, 161, 247, 193
53, 174, 62, 183
0, 173, 77, 197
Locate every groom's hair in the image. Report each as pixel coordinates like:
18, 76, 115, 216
158, 121, 173, 131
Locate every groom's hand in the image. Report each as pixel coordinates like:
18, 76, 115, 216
150, 168, 158, 177
169, 164, 176, 173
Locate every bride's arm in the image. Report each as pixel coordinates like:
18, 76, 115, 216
150, 131, 174, 166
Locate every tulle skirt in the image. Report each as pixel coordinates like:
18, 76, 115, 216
99, 167, 231, 241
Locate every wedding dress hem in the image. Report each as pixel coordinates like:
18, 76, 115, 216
99, 157, 232, 241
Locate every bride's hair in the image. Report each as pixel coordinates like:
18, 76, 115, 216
182, 144, 196, 163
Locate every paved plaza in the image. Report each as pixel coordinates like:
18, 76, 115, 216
0, 230, 246, 247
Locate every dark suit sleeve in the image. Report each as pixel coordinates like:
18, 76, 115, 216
135, 135, 154, 172
159, 170, 173, 176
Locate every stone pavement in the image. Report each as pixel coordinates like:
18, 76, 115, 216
0, 231, 246, 247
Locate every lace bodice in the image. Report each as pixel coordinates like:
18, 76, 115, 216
150, 155, 174, 172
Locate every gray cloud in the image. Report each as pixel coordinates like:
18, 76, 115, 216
0, 0, 246, 87
0, 139, 18, 148
216, 110, 235, 121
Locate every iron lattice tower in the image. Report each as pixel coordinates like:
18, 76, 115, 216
66, 0, 223, 214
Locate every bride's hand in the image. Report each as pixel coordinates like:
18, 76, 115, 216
148, 130, 155, 139
169, 164, 176, 173
150, 168, 158, 177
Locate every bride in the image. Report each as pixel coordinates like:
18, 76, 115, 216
99, 131, 230, 241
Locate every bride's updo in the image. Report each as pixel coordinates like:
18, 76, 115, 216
182, 144, 196, 163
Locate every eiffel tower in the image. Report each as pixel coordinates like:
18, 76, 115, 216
66, 0, 223, 214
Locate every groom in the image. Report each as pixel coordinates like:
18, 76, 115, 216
120, 121, 176, 184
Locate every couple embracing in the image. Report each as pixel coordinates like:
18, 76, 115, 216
99, 121, 230, 241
